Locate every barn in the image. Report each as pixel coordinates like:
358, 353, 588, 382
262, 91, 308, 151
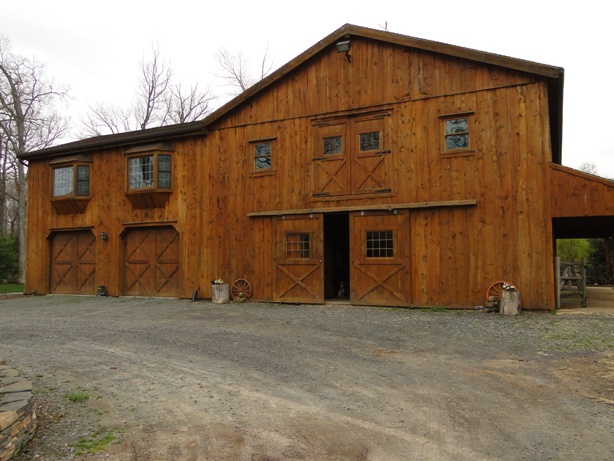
20, 24, 614, 309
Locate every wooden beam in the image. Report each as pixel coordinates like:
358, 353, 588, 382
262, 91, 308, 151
247, 199, 477, 217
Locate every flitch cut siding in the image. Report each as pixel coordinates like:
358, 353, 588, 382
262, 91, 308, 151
24, 28, 559, 308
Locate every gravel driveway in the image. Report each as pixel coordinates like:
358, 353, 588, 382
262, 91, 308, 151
1, 295, 613, 461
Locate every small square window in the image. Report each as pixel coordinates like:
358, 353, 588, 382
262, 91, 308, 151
255, 143, 272, 170
286, 233, 310, 258
359, 131, 380, 152
366, 230, 393, 258
323, 136, 343, 155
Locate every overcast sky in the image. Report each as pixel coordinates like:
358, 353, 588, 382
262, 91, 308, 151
2, 0, 613, 178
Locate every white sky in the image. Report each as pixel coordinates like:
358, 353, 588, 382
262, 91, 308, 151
2, 0, 613, 178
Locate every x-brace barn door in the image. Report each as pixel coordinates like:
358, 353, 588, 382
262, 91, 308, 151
50, 230, 97, 294
273, 215, 324, 304
350, 211, 410, 306
123, 226, 181, 297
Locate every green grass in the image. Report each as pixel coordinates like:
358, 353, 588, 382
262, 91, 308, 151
64, 390, 90, 402
0, 283, 24, 294
71, 430, 121, 455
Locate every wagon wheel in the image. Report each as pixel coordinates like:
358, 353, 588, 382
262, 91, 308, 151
486, 280, 511, 304
231, 278, 252, 302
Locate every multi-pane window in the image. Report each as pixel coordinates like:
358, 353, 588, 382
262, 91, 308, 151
359, 131, 380, 152
444, 117, 470, 150
286, 233, 310, 258
254, 142, 272, 170
366, 230, 394, 258
52, 165, 90, 197
76, 166, 91, 196
128, 154, 171, 190
323, 136, 343, 155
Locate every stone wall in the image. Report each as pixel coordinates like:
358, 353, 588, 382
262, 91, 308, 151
0, 360, 37, 461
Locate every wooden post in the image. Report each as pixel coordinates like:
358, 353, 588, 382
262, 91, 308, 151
555, 256, 561, 310
500, 288, 521, 315
580, 258, 587, 308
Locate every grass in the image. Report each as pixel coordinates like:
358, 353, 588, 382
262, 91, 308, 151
0, 283, 24, 294
64, 390, 91, 402
71, 430, 121, 455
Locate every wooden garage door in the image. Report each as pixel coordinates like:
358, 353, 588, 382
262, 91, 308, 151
123, 227, 180, 296
351, 211, 410, 306
50, 230, 96, 294
273, 215, 324, 303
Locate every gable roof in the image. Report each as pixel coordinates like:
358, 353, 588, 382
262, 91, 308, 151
20, 24, 564, 161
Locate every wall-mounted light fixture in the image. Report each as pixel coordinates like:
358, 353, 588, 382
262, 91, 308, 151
100, 232, 108, 241
336, 40, 352, 63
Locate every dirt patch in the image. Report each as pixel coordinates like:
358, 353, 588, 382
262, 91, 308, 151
2, 296, 613, 460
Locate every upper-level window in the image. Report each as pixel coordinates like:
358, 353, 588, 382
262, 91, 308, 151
440, 112, 474, 156
445, 118, 469, 149
254, 142, 272, 170
49, 154, 93, 214
51, 163, 91, 198
366, 230, 394, 258
128, 153, 171, 190
124, 144, 174, 209
248, 137, 276, 174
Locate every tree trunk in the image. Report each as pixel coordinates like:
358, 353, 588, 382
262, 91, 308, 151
500, 289, 521, 316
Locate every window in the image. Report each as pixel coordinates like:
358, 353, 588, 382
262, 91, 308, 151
441, 112, 474, 155
254, 142, 272, 170
366, 230, 394, 258
323, 136, 343, 155
286, 233, 310, 258
52, 164, 90, 197
128, 154, 171, 190
359, 131, 380, 152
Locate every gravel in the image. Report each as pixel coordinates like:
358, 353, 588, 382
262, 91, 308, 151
1, 295, 613, 460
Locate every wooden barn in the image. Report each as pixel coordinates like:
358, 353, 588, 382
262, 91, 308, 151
20, 24, 614, 309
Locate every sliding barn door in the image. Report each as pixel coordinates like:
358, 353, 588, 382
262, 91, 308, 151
273, 215, 324, 303
351, 211, 410, 306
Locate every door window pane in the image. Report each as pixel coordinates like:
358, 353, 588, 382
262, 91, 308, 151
286, 233, 310, 258
366, 230, 393, 257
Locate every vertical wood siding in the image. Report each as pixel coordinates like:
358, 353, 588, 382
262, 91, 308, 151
25, 37, 557, 308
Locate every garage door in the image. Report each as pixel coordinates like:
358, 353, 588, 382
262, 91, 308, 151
50, 230, 97, 294
123, 227, 180, 297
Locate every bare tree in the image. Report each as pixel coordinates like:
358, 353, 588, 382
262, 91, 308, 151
135, 44, 172, 129
215, 45, 275, 95
0, 36, 70, 282
165, 83, 213, 124
81, 44, 213, 137
579, 162, 599, 175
